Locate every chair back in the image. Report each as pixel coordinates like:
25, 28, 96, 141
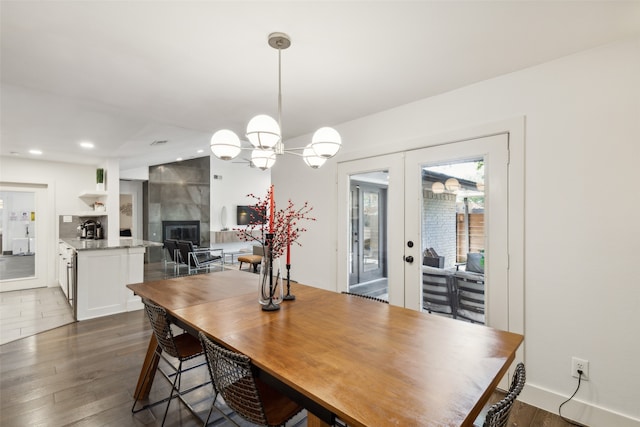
164, 239, 180, 262
177, 240, 197, 267
142, 298, 180, 359
483, 363, 526, 427
341, 291, 389, 304
454, 270, 485, 323
422, 266, 456, 316
199, 332, 269, 426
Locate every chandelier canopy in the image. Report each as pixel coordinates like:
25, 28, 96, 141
210, 32, 342, 170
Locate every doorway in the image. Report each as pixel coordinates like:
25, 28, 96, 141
338, 133, 517, 333
0, 184, 47, 291
349, 174, 388, 299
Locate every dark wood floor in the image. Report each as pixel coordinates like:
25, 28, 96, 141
0, 308, 581, 427
0, 261, 215, 346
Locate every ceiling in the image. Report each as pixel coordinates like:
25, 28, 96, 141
1, 1, 639, 171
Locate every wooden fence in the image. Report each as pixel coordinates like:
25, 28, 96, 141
456, 213, 484, 262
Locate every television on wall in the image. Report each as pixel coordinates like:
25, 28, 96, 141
237, 205, 266, 226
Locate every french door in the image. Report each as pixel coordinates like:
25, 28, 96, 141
338, 134, 510, 331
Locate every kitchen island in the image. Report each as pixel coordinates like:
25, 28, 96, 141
60, 238, 162, 321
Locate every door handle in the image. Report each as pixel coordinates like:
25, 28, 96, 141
404, 255, 414, 264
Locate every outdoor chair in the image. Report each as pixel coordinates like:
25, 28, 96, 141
341, 291, 389, 304
176, 240, 224, 274
422, 266, 457, 317
475, 363, 526, 427
198, 331, 304, 427
132, 298, 209, 426
454, 270, 485, 324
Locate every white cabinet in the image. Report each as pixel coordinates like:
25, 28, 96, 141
58, 242, 68, 290
58, 241, 76, 316
75, 246, 145, 321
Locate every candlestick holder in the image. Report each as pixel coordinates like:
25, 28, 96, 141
284, 263, 295, 300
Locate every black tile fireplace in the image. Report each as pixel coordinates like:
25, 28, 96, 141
162, 220, 200, 246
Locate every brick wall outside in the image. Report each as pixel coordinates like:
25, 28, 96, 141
422, 189, 457, 269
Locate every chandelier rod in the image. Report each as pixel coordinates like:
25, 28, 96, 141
277, 43, 284, 155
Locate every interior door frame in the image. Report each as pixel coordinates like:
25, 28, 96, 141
0, 183, 49, 291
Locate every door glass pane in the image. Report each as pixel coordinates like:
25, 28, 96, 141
349, 185, 359, 278
348, 171, 388, 301
362, 190, 379, 272
422, 159, 485, 323
0, 191, 36, 281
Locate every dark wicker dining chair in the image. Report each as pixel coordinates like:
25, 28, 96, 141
341, 291, 389, 304
132, 298, 209, 426
476, 363, 526, 427
198, 331, 303, 427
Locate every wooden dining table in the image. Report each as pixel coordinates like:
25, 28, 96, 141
128, 269, 523, 427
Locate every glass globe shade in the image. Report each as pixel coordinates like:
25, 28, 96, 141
311, 127, 342, 158
303, 144, 327, 169
251, 148, 276, 170
210, 129, 241, 160
246, 115, 280, 149
445, 178, 460, 192
431, 182, 445, 194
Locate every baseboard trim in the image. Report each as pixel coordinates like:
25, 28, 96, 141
520, 383, 640, 427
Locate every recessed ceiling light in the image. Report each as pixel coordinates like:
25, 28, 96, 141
29, 149, 43, 155
80, 141, 94, 149
197, 149, 204, 154
176, 157, 183, 161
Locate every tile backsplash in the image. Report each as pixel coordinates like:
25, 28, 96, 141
58, 215, 108, 239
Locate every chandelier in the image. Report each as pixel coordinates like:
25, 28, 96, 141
210, 32, 342, 170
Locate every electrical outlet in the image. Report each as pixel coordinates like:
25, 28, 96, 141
571, 357, 589, 380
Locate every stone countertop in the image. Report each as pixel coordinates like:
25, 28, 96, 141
60, 238, 163, 251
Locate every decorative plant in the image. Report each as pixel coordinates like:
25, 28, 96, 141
235, 187, 315, 259
96, 168, 105, 184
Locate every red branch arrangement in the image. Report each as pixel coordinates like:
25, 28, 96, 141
235, 188, 316, 259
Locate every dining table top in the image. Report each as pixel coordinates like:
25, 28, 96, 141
128, 269, 523, 427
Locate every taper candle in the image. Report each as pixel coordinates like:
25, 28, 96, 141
269, 185, 274, 232
286, 223, 291, 264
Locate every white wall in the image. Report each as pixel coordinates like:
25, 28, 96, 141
209, 156, 271, 233
272, 37, 640, 425
0, 157, 103, 287
119, 180, 144, 240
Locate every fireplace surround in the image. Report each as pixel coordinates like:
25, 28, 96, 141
162, 220, 200, 246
